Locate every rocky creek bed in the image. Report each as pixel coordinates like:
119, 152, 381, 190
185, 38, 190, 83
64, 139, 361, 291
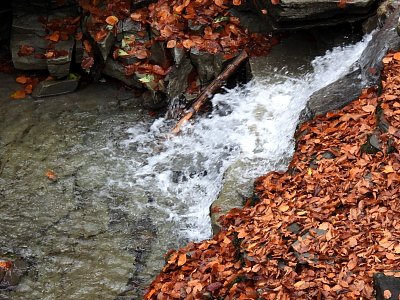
1, 0, 400, 299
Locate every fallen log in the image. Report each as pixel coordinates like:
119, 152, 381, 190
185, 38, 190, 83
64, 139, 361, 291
171, 49, 249, 134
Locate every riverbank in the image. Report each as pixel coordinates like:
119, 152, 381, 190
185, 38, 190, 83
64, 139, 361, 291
145, 51, 400, 299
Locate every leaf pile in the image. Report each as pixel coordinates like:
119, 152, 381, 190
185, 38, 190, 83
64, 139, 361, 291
79, 0, 271, 76
145, 51, 400, 299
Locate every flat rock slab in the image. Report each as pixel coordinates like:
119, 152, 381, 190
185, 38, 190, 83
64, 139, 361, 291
32, 78, 79, 98
254, 0, 377, 28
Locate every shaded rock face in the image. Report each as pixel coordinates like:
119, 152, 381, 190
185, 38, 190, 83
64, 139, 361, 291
299, 3, 400, 123
0, 3, 12, 41
253, 0, 378, 29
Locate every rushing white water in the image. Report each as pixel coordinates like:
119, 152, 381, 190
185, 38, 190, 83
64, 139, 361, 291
111, 34, 372, 242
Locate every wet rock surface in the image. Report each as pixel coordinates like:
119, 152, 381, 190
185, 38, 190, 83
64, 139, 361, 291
300, 4, 400, 123
0, 72, 184, 299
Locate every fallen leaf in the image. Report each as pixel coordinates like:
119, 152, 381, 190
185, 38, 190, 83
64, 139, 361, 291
105, 15, 119, 26
16, 75, 30, 84
47, 31, 60, 42
177, 253, 187, 266
393, 52, 400, 61
383, 165, 395, 173
167, 40, 177, 48
278, 204, 290, 212
0, 260, 12, 270
10, 90, 26, 99
362, 104, 375, 113
384, 289, 392, 299
18, 45, 35, 56
81, 56, 94, 70
45, 170, 58, 181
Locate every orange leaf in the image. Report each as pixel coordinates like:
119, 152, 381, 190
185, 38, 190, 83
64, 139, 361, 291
182, 39, 195, 49
25, 84, 33, 94
47, 31, 60, 42
382, 165, 395, 174
214, 0, 226, 7
45, 170, 58, 181
338, 0, 346, 8
16, 75, 29, 84
233, 0, 241, 5
18, 45, 35, 56
0, 260, 12, 270
83, 40, 92, 53
271, 0, 279, 4
393, 52, 400, 61
105, 15, 119, 26
130, 12, 142, 21
10, 90, 26, 99
361, 104, 375, 113
278, 204, 290, 212
177, 253, 187, 266
383, 289, 391, 299
167, 40, 177, 48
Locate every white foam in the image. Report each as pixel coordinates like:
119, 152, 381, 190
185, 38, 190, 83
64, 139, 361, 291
113, 34, 372, 241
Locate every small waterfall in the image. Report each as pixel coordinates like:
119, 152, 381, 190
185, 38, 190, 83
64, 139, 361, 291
110, 33, 372, 242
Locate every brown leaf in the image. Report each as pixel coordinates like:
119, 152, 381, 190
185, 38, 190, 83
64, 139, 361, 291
0, 260, 12, 270
10, 90, 26, 99
206, 282, 222, 292
177, 253, 187, 266
167, 40, 177, 48
105, 15, 119, 26
384, 289, 392, 299
16, 75, 30, 84
81, 56, 94, 70
361, 104, 375, 113
45, 170, 58, 181
18, 45, 35, 57
182, 39, 195, 49
47, 31, 60, 42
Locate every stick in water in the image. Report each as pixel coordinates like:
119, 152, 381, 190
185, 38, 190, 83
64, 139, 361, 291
171, 49, 249, 134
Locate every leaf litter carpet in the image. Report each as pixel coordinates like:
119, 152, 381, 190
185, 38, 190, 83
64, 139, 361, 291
145, 51, 400, 299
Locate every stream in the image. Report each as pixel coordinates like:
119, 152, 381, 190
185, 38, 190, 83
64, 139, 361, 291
0, 32, 371, 299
